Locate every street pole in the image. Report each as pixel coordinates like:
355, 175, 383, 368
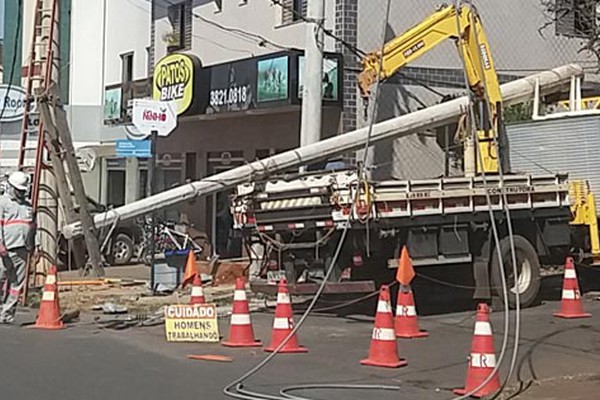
37, 0, 60, 277
299, 0, 325, 171
147, 130, 158, 292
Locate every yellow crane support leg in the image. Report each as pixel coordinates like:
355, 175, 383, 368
569, 181, 600, 260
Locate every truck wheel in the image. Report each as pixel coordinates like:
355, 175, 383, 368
107, 233, 135, 265
490, 235, 541, 308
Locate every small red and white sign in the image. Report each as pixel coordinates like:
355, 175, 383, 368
132, 99, 177, 138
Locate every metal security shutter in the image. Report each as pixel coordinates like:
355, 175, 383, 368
507, 115, 600, 209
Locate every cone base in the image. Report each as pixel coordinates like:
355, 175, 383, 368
553, 312, 591, 319
396, 330, 429, 339
32, 323, 65, 330
264, 345, 308, 353
360, 358, 408, 369
452, 389, 496, 399
222, 340, 262, 348
453, 388, 485, 398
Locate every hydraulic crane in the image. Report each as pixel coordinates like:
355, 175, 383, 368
358, 2, 505, 175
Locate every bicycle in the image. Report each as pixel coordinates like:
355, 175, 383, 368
137, 217, 204, 266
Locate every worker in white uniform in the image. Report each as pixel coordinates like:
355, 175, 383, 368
0, 171, 36, 324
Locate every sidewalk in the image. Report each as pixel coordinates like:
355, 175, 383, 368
56, 264, 237, 314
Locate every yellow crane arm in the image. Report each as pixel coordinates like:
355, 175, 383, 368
358, 3, 503, 174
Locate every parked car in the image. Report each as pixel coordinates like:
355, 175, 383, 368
57, 197, 143, 269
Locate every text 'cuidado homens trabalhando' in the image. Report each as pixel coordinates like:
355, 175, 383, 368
164, 304, 220, 343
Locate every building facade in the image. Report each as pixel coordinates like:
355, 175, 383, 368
0, 0, 151, 200
143, 0, 344, 255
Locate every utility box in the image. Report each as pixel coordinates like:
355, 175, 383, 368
151, 250, 189, 292
507, 114, 600, 211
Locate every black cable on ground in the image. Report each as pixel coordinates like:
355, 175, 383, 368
279, 384, 401, 400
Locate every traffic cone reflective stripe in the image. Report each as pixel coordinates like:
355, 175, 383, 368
45, 274, 56, 285
470, 353, 496, 368
33, 266, 65, 330
41, 290, 56, 302
361, 285, 407, 368
454, 303, 500, 398
277, 291, 290, 304
474, 321, 492, 336
554, 257, 591, 319
230, 314, 251, 325
395, 286, 428, 339
234, 290, 247, 301
222, 277, 261, 347
264, 279, 307, 353
190, 275, 206, 305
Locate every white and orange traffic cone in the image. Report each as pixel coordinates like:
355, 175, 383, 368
395, 285, 428, 338
454, 303, 500, 398
222, 277, 261, 347
264, 278, 307, 353
190, 275, 206, 305
554, 257, 591, 319
33, 266, 65, 330
360, 285, 407, 368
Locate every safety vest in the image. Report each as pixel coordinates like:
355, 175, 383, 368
0, 194, 36, 251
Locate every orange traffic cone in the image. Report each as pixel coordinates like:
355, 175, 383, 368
264, 278, 307, 353
181, 250, 197, 289
554, 257, 591, 319
454, 303, 500, 398
190, 275, 206, 305
395, 285, 428, 338
33, 266, 65, 330
222, 277, 261, 347
361, 285, 407, 368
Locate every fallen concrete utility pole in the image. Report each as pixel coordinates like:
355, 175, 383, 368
63, 64, 583, 238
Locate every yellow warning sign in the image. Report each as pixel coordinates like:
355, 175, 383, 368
164, 304, 220, 343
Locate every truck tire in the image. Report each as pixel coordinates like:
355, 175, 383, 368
490, 235, 541, 308
107, 233, 135, 265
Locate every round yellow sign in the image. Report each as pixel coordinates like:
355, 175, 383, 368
153, 53, 199, 115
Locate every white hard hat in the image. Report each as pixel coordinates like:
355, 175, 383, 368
8, 171, 30, 191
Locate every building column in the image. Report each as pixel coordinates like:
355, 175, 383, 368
125, 157, 140, 204
334, 0, 358, 133
100, 158, 109, 205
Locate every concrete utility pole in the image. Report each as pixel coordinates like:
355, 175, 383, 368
299, 0, 325, 154
37, 0, 61, 274
61, 65, 583, 237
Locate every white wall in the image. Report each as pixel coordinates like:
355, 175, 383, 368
67, 0, 151, 142
154, 0, 337, 67
70, 0, 104, 105
71, 0, 151, 105
104, 0, 151, 85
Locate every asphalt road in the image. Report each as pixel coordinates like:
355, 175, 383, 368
1, 282, 600, 399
